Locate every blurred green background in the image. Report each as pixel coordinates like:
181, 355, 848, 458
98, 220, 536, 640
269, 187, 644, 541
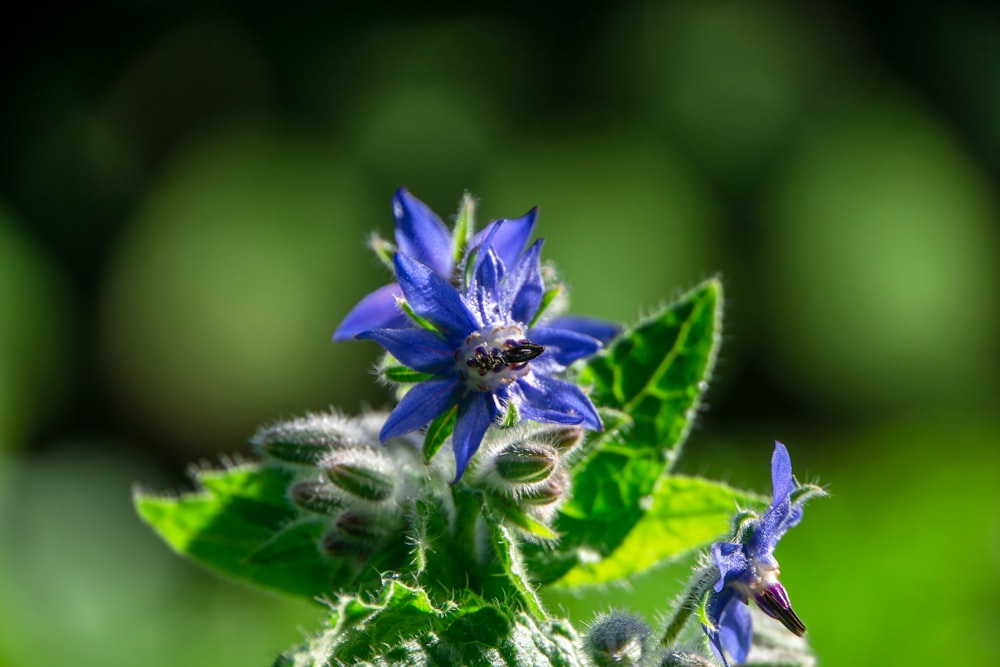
1, 2, 998, 665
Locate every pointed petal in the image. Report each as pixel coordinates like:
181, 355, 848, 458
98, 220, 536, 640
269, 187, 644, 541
771, 442, 794, 504
718, 597, 753, 665
395, 253, 479, 337
500, 238, 545, 325
471, 207, 538, 270
380, 378, 461, 441
469, 245, 505, 325
528, 326, 601, 366
749, 442, 800, 558
517, 374, 602, 431
451, 392, 497, 481
546, 315, 621, 345
392, 188, 454, 277
355, 328, 454, 374
333, 283, 407, 341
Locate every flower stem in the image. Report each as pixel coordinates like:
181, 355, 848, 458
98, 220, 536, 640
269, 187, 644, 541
660, 563, 718, 648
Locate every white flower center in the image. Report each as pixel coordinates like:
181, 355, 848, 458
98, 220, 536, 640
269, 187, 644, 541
455, 325, 542, 392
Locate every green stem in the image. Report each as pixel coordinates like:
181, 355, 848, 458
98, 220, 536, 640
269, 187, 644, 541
660, 563, 718, 648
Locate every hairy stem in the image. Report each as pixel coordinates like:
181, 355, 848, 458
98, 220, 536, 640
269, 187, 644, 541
660, 563, 718, 648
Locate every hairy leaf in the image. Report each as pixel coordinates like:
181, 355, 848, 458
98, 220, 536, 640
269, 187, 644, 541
276, 579, 583, 667
135, 463, 385, 602
559, 476, 765, 586
527, 279, 723, 585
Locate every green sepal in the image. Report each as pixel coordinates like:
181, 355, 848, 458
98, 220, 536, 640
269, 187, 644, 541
368, 232, 396, 272
529, 285, 563, 328
500, 401, 520, 428
452, 191, 475, 264
382, 364, 434, 384
424, 405, 457, 462
399, 298, 441, 333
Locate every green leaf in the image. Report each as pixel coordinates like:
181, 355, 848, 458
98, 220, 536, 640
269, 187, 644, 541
277, 578, 583, 667
135, 463, 377, 602
558, 475, 765, 587
481, 507, 547, 620
526, 279, 723, 585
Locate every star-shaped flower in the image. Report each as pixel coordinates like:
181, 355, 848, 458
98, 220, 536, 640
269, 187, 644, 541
356, 227, 603, 481
702, 442, 823, 666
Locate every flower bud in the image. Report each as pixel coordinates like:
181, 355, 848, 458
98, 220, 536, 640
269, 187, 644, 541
494, 443, 559, 484
288, 480, 345, 516
585, 611, 651, 667
518, 468, 570, 506
546, 425, 585, 457
251, 412, 370, 465
335, 509, 386, 543
326, 462, 395, 502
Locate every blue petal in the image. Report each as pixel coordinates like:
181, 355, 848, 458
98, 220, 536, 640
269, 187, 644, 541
718, 597, 753, 665
395, 254, 479, 338
771, 442, 795, 504
517, 373, 603, 431
355, 328, 454, 374
471, 207, 537, 270
468, 244, 505, 325
452, 392, 497, 482
380, 378, 461, 442
711, 541, 750, 592
333, 283, 407, 341
703, 624, 731, 667
393, 188, 454, 277
546, 315, 621, 345
528, 326, 601, 366
704, 585, 741, 667
749, 442, 799, 559
500, 239, 545, 325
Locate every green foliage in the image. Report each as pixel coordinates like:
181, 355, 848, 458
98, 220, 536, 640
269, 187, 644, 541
558, 476, 765, 587
526, 279, 724, 584
133, 276, 819, 666
276, 579, 583, 667
135, 463, 388, 602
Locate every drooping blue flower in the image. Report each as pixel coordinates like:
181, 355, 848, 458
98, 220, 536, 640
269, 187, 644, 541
333, 187, 538, 341
703, 442, 816, 666
356, 227, 603, 481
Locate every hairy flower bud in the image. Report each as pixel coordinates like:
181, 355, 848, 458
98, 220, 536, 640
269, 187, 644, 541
326, 462, 395, 502
251, 411, 373, 465
585, 611, 652, 667
518, 468, 570, 506
335, 509, 386, 543
289, 480, 346, 515
494, 443, 559, 484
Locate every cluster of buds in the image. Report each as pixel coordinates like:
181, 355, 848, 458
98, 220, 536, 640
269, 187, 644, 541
251, 411, 440, 561
250, 409, 585, 563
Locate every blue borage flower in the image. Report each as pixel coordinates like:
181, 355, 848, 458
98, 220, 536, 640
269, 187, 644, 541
703, 442, 822, 666
333, 188, 619, 345
357, 225, 604, 481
